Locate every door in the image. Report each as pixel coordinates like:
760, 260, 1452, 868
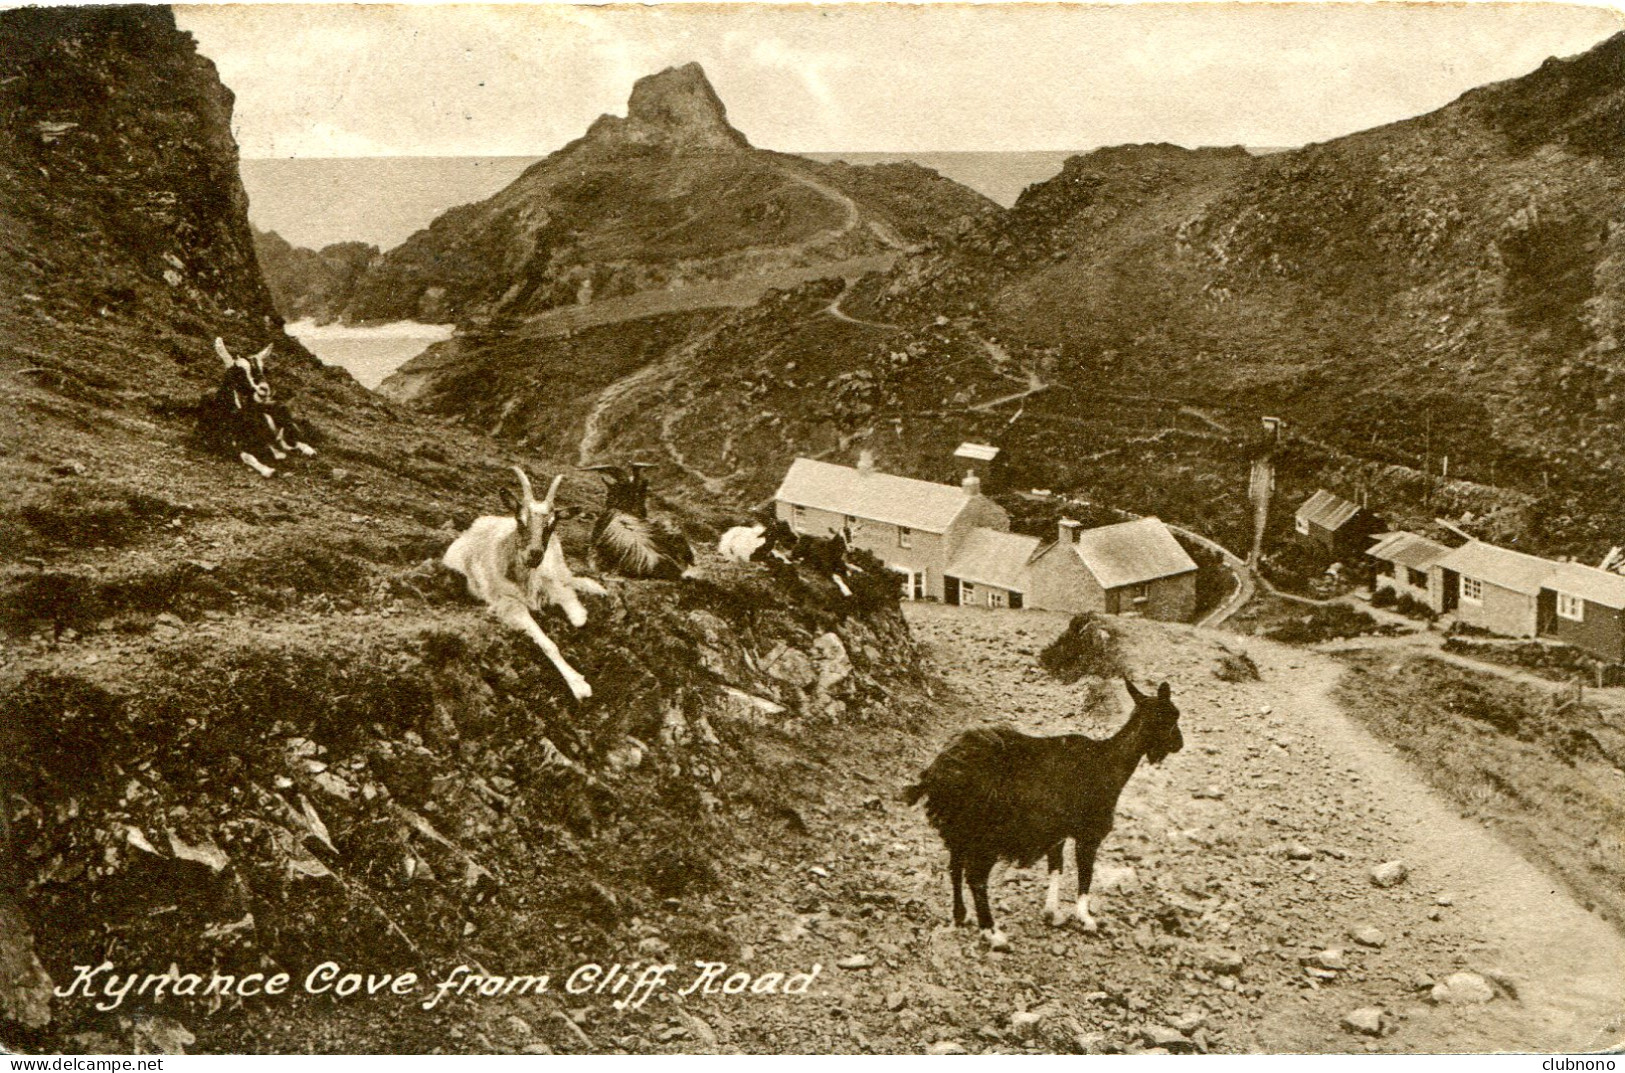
1440, 569, 1459, 612
944, 576, 960, 605
1010, 591, 1024, 610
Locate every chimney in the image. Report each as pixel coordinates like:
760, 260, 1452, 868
857, 450, 875, 476
962, 471, 981, 497
1059, 518, 1082, 544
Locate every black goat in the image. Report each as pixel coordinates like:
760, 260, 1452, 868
904, 678, 1184, 950
582, 462, 694, 580
197, 337, 316, 478
792, 529, 859, 597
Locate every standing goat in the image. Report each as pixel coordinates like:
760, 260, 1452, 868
582, 462, 694, 580
443, 467, 606, 701
904, 678, 1184, 950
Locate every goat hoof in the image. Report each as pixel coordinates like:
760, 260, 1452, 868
1046, 908, 1071, 928
981, 929, 1011, 952
1076, 915, 1099, 934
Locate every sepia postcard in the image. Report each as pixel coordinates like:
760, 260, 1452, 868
2, 0, 1624, 1057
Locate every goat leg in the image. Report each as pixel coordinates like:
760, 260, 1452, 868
239, 451, 276, 479
492, 595, 592, 701
569, 575, 609, 598
966, 857, 1009, 951
949, 850, 967, 927
1074, 835, 1103, 933
1044, 843, 1069, 927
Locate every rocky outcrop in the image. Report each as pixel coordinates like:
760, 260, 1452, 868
252, 228, 377, 323
326, 63, 997, 327
0, 6, 278, 342
578, 62, 751, 152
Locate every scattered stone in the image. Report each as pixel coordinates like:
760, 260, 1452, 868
1431, 972, 1496, 1005
836, 954, 874, 970
1192, 785, 1225, 800
1202, 948, 1245, 976
1169, 1012, 1207, 1034
1307, 948, 1349, 971
1412, 973, 1436, 992
926, 1041, 968, 1055
1434, 892, 1455, 906
1009, 1011, 1046, 1040
1342, 1007, 1387, 1037
636, 936, 670, 958
521, 1043, 554, 1055
1139, 1025, 1198, 1052
505, 1015, 535, 1038
1285, 843, 1315, 861
1350, 926, 1386, 948
1370, 861, 1409, 888
886, 991, 908, 1012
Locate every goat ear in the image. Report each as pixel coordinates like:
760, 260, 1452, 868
214, 337, 236, 368
555, 505, 583, 521
499, 487, 522, 520
1123, 677, 1143, 701
1157, 681, 1172, 701
250, 344, 273, 368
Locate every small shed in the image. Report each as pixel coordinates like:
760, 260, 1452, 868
953, 442, 1001, 484
1539, 562, 1625, 662
1367, 531, 1451, 606
1029, 517, 1198, 621
1294, 489, 1384, 560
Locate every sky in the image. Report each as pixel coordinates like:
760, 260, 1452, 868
175, 2, 1625, 157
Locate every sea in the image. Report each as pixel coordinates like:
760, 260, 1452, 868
284, 320, 453, 390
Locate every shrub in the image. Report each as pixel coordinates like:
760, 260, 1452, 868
1392, 592, 1438, 622
1265, 603, 1383, 645
1039, 612, 1127, 682
1370, 585, 1398, 608
1214, 647, 1261, 682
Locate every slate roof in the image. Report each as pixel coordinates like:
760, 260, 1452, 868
1434, 541, 1557, 597
1296, 489, 1366, 531
774, 457, 973, 533
1367, 531, 1451, 571
1069, 517, 1198, 590
1546, 561, 1625, 611
945, 528, 1041, 591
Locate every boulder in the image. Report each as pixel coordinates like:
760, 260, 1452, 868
1370, 860, 1409, 887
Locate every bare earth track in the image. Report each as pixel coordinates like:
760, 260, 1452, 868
542, 607, 1625, 1054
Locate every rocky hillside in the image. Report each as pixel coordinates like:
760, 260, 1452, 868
0, 8, 930, 1053
252, 228, 377, 324
312, 63, 995, 328
516, 30, 1625, 561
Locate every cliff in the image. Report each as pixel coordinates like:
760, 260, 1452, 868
0, 9, 929, 1054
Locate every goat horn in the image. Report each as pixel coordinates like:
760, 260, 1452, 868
213, 337, 235, 367
539, 473, 565, 510
510, 465, 536, 505
251, 344, 274, 363
578, 464, 621, 474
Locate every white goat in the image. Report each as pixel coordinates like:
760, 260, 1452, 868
717, 524, 767, 562
443, 467, 607, 701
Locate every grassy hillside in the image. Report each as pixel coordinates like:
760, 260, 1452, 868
0, 8, 931, 1053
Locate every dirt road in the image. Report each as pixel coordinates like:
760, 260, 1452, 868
566, 606, 1625, 1054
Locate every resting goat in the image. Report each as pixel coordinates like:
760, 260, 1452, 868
904, 678, 1184, 951
582, 462, 694, 580
198, 338, 316, 477
792, 529, 858, 598
717, 519, 796, 564
443, 467, 606, 701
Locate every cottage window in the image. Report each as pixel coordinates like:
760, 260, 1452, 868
1460, 576, 1483, 604
1407, 567, 1429, 588
898, 526, 913, 549
960, 582, 976, 605
791, 505, 806, 532
1557, 591, 1585, 622
1295, 516, 1310, 536
988, 590, 1007, 609
1127, 583, 1151, 604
